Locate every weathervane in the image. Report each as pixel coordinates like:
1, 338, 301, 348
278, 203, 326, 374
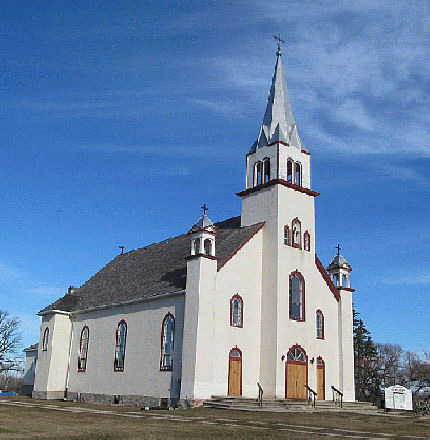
273, 33, 285, 55
201, 204, 208, 216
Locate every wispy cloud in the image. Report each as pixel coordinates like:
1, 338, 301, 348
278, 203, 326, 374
0, 262, 25, 281
381, 274, 430, 286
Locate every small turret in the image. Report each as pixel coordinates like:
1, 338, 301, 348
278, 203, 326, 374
188, 205, 217, 257
327, 245, 352, 289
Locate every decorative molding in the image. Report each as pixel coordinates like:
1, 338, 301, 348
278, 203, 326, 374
185, 253, 220, 261
237, 179, 320, 198
217, 222, 265, 272
315, 255, 340, 302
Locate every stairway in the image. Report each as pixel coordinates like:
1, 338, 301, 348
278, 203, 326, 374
203, 396, 381, 413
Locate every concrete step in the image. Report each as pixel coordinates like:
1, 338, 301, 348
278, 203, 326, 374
204, 397, 380, 413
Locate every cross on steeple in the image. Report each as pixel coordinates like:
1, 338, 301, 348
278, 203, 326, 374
119, 245, 125, 255
201, 204, 208, 216
336, 244, 341, 256
273, 33, 285, 55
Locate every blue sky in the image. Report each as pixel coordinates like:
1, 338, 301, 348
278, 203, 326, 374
1, 0, 429, 354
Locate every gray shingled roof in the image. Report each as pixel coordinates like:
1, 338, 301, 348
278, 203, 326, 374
24, 343, 38, 351
41, 216, 264, 314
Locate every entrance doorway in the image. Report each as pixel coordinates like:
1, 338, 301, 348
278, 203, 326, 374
285, 345, 307, 399
228, 348, 242, 396
316, 357, 325, 399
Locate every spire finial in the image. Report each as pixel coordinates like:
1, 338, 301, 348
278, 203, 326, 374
273, 33, 285, 56
201, 204, 208, 216
336, 244, 341, 256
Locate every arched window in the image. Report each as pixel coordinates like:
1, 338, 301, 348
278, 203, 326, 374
333, 274, 339, 286
304, 231, 310, 252
295, 162, 302, 186
230, 294, 243, 327
287, 346, 306, 362
263, 158, 270, 183
254, 161, 262, 186
287, 159, 293, 183
193, 238, 201, 255
42, 327, 49, 351
114, 320, 127, 372
316, 310, 324, 339
284, 225, 290, 245
342, 274, 348, 288
160, 313, 175, 371
289, 272, 305, 321
204, 238, 212, 256
292, 218, 302, 248
78, 326, 89, 371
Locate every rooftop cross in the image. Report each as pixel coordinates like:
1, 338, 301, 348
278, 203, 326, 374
336, 244, 341, 256
119, 245, 125, 255
273, 33, 285, 56
201, 204, 208, 216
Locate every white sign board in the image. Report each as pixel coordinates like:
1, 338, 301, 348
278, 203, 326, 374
385, 386, 413, 411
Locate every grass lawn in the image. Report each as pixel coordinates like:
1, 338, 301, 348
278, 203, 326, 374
0, 396, 429, 439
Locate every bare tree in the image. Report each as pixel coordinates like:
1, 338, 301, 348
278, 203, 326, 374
0, 310, 21, 372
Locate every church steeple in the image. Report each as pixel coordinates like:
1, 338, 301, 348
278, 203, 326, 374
251, 43, 305, 153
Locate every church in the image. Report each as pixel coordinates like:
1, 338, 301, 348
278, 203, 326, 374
31, 44, 356, 406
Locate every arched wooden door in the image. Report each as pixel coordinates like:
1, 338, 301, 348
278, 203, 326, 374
285, 346, 307, 399
317, 357, 325, 400
228, 348, 242, 396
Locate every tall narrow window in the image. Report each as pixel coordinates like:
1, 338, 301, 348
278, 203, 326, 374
292, 218, 302, 248
304, 231, 310, 252
204, 238, 212, 256
316, 310, 324, 339
295, 162, 302, 186
287, 159, 293, 183
42, 328, 49, 351
254, 161, 262, 186
284, 225, 290, 245
263, 158, 270, 183
333, 274, 339, 286
342, 274, 348, 288
78, 326, 89, 371
114, 320, 127, 372
289, 272, 305, 321
230, 294, 243, 327
160, 313, 175, 371
193, 238, 201, 255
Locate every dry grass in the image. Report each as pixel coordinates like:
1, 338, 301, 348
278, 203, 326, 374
0, 396, 429, 439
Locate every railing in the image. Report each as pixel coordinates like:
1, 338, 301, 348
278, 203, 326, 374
331, 386, 343, 407
305, 385, 317, 407
257, 382, 263, 407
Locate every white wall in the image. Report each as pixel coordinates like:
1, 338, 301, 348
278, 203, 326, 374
67, 295, 185, 399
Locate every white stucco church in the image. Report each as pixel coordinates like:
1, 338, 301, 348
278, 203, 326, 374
30, 44, 356, 406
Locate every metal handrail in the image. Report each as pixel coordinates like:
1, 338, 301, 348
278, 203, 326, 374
305, 385, 317, 407
257, 382, 263, 407
331, 386, 343, 407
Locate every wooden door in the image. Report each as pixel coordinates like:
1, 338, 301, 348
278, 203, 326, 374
285, 346, 307, 399
317, 357, 325, 400
286, 363, 307, 399
228, 348, 242, 396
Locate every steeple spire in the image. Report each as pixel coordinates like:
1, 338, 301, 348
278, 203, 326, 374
251, 41, 305, 153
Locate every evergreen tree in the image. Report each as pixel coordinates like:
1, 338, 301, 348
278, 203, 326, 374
353, 309, 379, 402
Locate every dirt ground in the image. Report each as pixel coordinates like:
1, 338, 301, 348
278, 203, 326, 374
0, 396, 429, 439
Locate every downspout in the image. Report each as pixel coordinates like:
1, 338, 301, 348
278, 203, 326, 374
64, 315, 74, 400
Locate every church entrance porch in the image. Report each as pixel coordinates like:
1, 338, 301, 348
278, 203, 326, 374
317, 357, 325, 400
285, 346, 307, 399
228, 348, 242, 396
